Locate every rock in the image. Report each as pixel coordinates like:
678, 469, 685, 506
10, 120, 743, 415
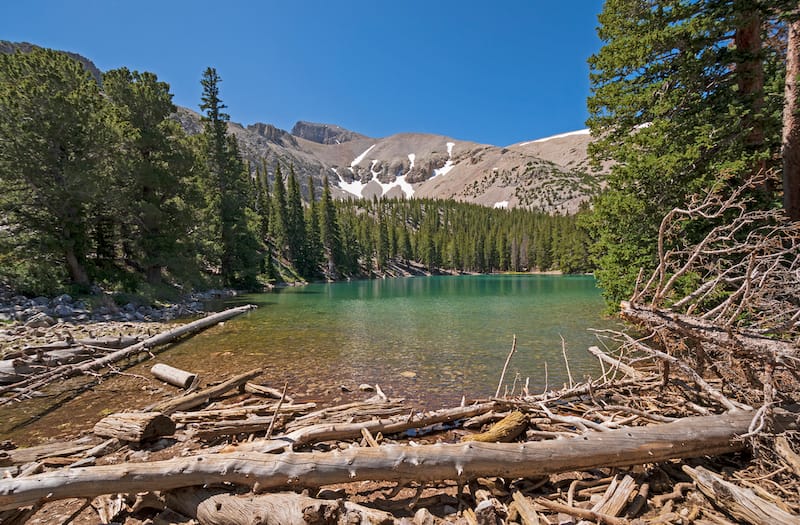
32, 296, 49, 306
25, 312, 55, 328
358, 384, 375, 392
53, 293, 72, 304
400, 371, 417, 378
53, 304, 74, 318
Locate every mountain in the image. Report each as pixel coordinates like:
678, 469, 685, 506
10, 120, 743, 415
2, 41, 605, 214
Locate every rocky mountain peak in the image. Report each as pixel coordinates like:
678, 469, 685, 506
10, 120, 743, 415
247, 122, 298, 147
291, 121, 369, 145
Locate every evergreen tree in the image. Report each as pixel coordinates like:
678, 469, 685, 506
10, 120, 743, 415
285, 166, 307, 276
103, 67, 197, 285
0, 48, 112, 290
269, 164, 288, 259
304, 176, 322, 278
586, 0, 791, 307
319, 176, 343, 278
198, 67, 259, 287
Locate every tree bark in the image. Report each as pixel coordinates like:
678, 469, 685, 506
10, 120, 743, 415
3, 409, 792, 512
783, 13, 800, 221
150, 368, 262, 415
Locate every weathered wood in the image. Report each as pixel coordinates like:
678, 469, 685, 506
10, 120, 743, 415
165, 488, 398, 525
462, 411, 528, 443
230, 401, 498, 453
0, 410, 779, 512
0, 305, 257, 403
683, 465, 800, 525
510, 492, 540, 525
151, 363, 197, 389
4, 437, 98, 466
93, 412, 175, 443
620, 302, 798, 360
150, 368, 263, 415
172, 403, 316, 424
245, 382, 295, 403
587, 346, 642, 379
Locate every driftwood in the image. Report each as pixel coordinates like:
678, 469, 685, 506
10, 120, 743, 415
0, 305, 257, 404
228, 401, 499, 453
165, 488, 397, 525
0, 409, 780, 511
93, 412, 175, 443
245, 382, 295, 403
151, 363, 197, 389
150, 368, 263, 415
684, 465, 800, 524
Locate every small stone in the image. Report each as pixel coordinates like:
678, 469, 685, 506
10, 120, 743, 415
25, 312, 55, 328
400, 371, 417, 378
53, 304, 74, 318
358, 384, 375, 392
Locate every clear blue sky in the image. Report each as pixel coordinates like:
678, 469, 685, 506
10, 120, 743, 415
2, 1, 604, 146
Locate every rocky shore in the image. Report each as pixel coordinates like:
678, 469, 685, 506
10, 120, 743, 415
0, 287, 240, 358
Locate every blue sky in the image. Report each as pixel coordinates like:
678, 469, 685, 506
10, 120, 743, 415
2, 1, 604, 146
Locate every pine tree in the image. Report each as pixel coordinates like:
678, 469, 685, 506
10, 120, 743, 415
0, 48, 112, 290
269, 164, 288, 259
198, 67, 259, 287
285, 166, 307, 276
305, 176, 322, 278
319, 176, 343, 278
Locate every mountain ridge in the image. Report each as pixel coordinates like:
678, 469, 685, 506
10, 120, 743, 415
1, 40, 605, 214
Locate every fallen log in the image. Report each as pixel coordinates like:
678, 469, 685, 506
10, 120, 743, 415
462, 411, 528, 443
93, 412, 175, 443
229, 401, 498, 453
151, 363, 197, 389
683, 465, 800, 525
150, 368, 263, 415
3, 409, 791, 512
620, 301, 798, 360
0, 305, 257, 405
165, 488, 398, 525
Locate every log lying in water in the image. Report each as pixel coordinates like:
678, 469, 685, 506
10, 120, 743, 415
150, 368, 263, 415
0, 305, 257, 404
151, 363, 197, 389
0, 409, 784, 512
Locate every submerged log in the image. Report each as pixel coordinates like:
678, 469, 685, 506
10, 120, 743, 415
151, 368, 263, 415
1, 409, 788, 512
93, 412, 176, 443
151, 363, 197, 389
0, 305, 257, 404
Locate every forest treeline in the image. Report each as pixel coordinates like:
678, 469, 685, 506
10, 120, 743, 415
0, 47, 590, 297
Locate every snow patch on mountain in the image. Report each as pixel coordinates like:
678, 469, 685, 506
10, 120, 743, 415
407, 153, 415, 172
351, 144, 376, 167
432, 141, 456, 177
337, 173, 367, 197
519, 129, 590, 146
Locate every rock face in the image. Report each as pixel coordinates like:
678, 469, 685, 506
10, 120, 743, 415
291, 121, 368, 145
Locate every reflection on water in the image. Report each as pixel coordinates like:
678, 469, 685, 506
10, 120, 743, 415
0, 275, 618, 444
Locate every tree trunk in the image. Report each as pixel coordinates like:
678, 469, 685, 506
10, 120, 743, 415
3, 409, 793, 512
151, 363, 197, 389
783, 14, 800, 221
93, 412, 175, 443
735, 9, 765, 152
64, 244, 89, 287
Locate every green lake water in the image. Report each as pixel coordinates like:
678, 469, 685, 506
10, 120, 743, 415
165, 274, 618, 406
1, 274, 619, 443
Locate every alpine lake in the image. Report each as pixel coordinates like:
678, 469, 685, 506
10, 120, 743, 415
2, 274, 620, 444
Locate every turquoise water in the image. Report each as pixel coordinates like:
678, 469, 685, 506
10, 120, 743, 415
164, 275, 617, 406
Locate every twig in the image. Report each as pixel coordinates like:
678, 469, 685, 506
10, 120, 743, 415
265, 381, 288, 439
495, 335, 517, 398
560, 334, 574, 389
